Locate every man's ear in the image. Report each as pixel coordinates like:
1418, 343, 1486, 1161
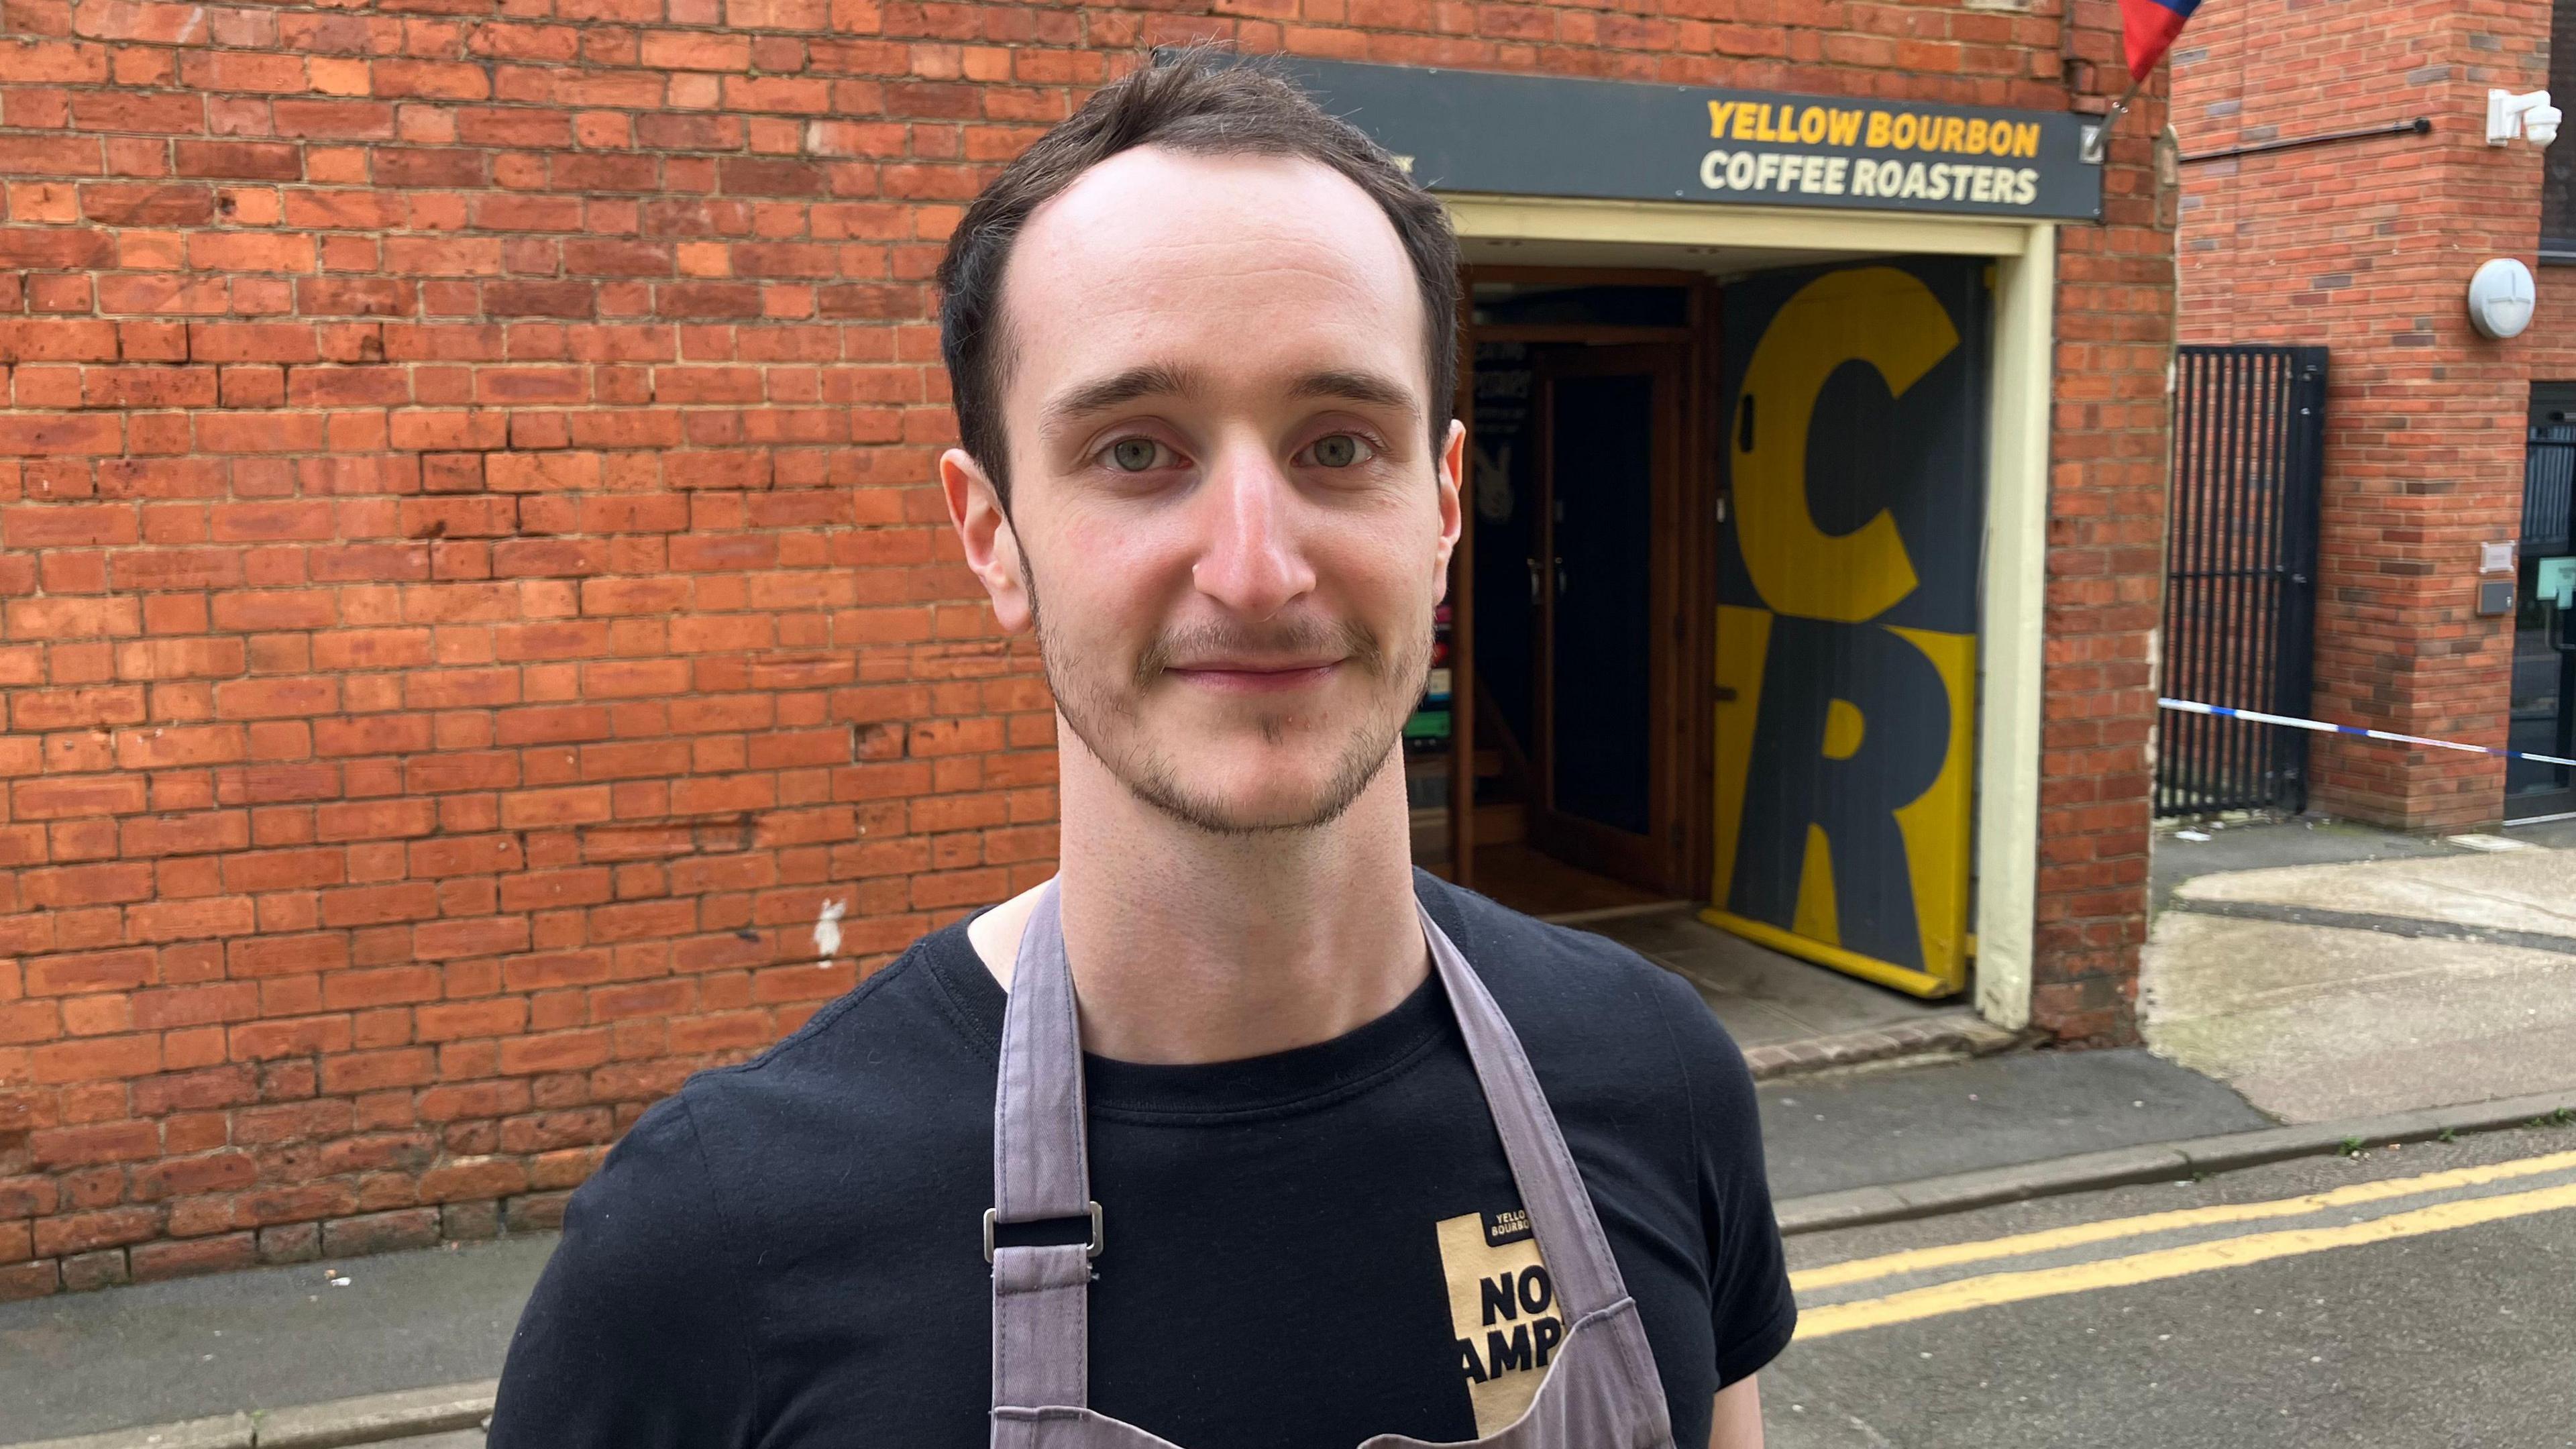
1431, 417, 1466, 599
940, 447, 1032, 633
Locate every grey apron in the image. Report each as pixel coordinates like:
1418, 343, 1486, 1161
986, 880, 1678, 1449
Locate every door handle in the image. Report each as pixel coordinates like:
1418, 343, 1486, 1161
1527, 558, 1542, 603
1554, 558, 1567, 598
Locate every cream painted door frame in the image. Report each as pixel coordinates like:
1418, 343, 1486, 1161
1445, 194, 2056, 1031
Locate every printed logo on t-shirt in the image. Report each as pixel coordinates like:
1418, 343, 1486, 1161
1434, 1208, 1564, 1434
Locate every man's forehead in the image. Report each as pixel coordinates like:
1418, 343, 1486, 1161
997, 146, 1426, 386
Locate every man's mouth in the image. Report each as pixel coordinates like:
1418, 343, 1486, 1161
1161, 658, 1344, 694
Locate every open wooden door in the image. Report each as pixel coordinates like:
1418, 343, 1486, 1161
1705, 261, 1984, 999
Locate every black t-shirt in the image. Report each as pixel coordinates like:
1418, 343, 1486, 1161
488, 873, 1794, 1448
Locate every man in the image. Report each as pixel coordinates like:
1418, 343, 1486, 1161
488, 50, 1792, 1448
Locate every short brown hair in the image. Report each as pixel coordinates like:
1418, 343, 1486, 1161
934, 48, 1460, 507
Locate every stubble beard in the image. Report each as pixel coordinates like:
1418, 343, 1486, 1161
1026, 561, 1431, 837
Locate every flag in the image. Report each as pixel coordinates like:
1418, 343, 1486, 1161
2119, 0, 2203, 83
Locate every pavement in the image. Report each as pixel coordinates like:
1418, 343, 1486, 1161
2149, 809, 2576, 905
1, 1238, 546, 1443
19, 813, 2576, 1445
1757, 1049, 2271, 1201
2145, 814, 2576, 1122
2147, 813, 2473, 908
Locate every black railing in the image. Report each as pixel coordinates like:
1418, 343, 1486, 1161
2157, 345, 2329, 818
2526, 425, 2576, 557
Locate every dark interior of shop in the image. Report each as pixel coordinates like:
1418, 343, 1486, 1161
1408, 277, 1701, 918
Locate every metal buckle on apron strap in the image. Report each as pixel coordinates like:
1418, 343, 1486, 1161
983, 1201, 1105, 1264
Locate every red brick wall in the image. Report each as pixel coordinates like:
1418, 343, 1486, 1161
2172, 0, 2550, 829
2535, 266, 2576, 380
2035, 3, 2178, 1044
0, 0, 2168, 1295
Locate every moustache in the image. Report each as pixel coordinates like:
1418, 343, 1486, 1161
1134, 617, 1391, 686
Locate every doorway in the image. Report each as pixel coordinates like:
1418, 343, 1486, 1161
1417, 258, 1991, 1003
1424, 274, 1707, 914
1530, 343, 1687, 891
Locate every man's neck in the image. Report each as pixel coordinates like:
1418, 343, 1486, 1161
966, 729, 1430, 1065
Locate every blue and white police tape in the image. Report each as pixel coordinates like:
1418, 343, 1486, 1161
2159, 698, 2576, 771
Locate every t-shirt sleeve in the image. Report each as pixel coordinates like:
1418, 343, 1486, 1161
487, 1089, 758, 1449
1660, 979, 1797, 1387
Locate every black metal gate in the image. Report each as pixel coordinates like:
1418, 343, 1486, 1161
2527, 422, 2575, 558
2511, 413, 2576, 818
2156, 345, 2328, 817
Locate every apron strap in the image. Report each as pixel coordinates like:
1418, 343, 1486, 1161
991, 879, 1096, 1409
992, 1241, 1091, 1411
1417, 902, 1634, 1323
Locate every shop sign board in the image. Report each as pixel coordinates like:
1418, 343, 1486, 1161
1250, 56, 2103, 223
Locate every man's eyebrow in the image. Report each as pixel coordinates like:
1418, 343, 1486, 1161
1289, 368, 1419, 417
1041, 364, 1201, 433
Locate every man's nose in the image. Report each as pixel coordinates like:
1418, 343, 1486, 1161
1189, 443, 1317, 619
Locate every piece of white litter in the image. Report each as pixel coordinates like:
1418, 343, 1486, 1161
2445, 833, 2533, 852
330, 1275, 351, 1287
2174, 830, 2212, 842
812, 899, 845, 961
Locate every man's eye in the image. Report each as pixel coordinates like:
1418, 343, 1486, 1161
1106, 437, 1165, 472
1305, 433, 1374, 468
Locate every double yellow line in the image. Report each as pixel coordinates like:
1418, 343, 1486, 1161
1794, 1148, 2576, 1340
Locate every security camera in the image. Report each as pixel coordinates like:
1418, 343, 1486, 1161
2489, 89, 2562, 146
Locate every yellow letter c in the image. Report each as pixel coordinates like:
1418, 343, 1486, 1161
1732, 266, 1960, 623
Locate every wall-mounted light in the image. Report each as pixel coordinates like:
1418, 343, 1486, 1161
2467, 258, 2536, 339
2488, 89, 2563, 146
